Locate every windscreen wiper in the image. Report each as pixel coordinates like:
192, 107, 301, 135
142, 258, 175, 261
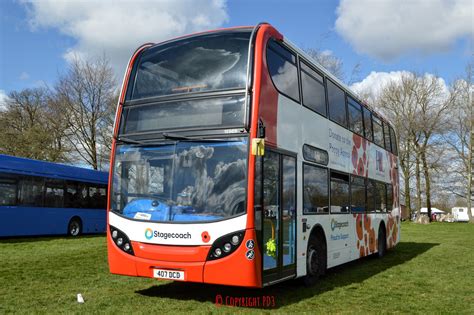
162, 132, 241, 142
116, 136, 146, 145
116, 136, 175, 146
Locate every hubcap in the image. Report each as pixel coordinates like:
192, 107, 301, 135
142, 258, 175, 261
307, 248, 318, 275
70, 223, 79, 235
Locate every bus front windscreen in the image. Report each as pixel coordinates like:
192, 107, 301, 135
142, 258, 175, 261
112, 139, 248, 223
128, 30, 251, 100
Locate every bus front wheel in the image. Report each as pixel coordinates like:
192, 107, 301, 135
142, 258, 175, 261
68, 218, 82, 237
304, 235, 326, 286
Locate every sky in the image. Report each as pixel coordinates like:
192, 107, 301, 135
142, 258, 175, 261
0, 0, 472, 102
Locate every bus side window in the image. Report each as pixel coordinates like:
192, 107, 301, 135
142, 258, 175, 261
327, 79, 347, 127
77, 184, 89, 208
383, 122, 392, 152
88, 185, 106, 209
266, 39, 300, 102
348, 97, 364, 137
350, 176, 366, 213
300, 60, 326, 116
44, 180, 65, 208
389, 126, 398, 155
303, 164, 329, 214
363, 107, 373, 142
372, 115, 384, 148
0, 172, 18, 206
19, 176, 44, 207
98, 186, 107, 209
386, 183, 393, 211
366, 180, 376, 212
373, 181, 386, 212
330, 171, 350, 213
65, 182, 77, 208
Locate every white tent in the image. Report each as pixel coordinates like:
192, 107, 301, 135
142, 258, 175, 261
420, 207, 445, 214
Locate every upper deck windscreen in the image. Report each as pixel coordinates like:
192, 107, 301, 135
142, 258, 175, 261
127, 30, 251, 101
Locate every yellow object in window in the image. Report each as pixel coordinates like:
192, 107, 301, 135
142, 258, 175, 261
251, 138, 265, 156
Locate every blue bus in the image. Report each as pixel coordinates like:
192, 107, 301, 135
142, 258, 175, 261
0, 154, 108, 237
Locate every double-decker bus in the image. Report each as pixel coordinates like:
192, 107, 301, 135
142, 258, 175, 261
108, 23, 400, 287
0, 154, 108, 237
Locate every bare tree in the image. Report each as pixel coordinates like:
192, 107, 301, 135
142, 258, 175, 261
0, 87, 69, 161
55, 55, 117, 170
445, 63, 474, 222
365, 72, 453, 222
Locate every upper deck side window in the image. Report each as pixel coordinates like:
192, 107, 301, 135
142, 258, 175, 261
300, 60, 326, 116
362, 107, 373, 142
266, 39, 300, 102
348, 97, 364, 137
383, 121, 392, 152
372, 115, 384, 148
389, 126, 398, 155
327, 79, 347, 128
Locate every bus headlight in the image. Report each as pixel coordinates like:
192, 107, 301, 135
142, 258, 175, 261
207, 230, 245, 261
231, 235, 239, 245
110, 225, 134, 256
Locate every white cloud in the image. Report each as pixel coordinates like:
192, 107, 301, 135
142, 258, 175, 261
335, 0, 473, 60
351, 71, 410, 99
19, 72, 30, 80
21, 0, 229, 75
0, 90, 10, 111
351, 71, 450, 103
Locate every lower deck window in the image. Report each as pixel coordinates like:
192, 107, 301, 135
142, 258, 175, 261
303, 164, 329, 214
351, 176, 366, 212
330, 172, 350, 213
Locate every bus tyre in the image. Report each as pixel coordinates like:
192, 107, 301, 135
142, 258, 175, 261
68, 218, 82, 237
377, 226, 386, 258
304, 236, 326, 286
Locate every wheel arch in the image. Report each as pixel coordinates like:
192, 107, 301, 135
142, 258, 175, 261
308, 223, 327, 250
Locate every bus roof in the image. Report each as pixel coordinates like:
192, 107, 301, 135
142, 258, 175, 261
0, 154, 108, 184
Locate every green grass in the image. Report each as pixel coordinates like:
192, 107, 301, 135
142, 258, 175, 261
1, 222, 473, 314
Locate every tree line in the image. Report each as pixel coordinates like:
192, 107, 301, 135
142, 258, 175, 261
0, 56, 117, 170
1, 54, 472, 222
359, 66, 473, 222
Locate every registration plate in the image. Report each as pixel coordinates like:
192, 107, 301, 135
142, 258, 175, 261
153, 269, 185, 281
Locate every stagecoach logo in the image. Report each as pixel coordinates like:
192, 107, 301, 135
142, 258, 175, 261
144, 228, 192, 240
331, 219, 349, 231
145, 228, 153, 240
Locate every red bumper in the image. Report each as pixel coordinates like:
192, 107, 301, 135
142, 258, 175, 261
107, 229, 262, 287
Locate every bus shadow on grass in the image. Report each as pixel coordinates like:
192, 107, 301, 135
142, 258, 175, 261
136, 241, 438, 309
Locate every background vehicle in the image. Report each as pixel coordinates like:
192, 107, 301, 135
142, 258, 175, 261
107, 23, 400, 287
0, 154, 108, 237
451, 207, 474, 222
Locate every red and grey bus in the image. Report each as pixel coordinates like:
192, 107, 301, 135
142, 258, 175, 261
107, 23, 400, 287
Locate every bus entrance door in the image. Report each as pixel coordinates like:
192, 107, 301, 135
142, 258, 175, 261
260, 150, 297, 285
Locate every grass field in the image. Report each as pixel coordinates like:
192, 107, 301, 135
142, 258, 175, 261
0, 222, 473, 314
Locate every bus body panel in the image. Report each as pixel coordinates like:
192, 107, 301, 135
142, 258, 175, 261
109, 212, 247, 246
0, 207, 106, 237
274, 90, 401, 275
202, 228, 261, 287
